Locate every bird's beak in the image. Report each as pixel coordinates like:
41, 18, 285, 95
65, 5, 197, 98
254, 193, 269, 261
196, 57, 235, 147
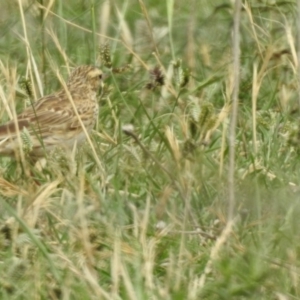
102, 73, 110, 80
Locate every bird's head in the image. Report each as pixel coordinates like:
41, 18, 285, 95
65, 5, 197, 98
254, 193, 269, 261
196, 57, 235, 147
67, 65, 105, 92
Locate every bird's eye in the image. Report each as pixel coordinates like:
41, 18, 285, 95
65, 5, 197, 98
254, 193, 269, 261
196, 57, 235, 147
99, 74, 102, 79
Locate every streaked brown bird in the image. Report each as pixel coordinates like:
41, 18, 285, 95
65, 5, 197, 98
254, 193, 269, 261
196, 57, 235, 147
0, 65, 104, 158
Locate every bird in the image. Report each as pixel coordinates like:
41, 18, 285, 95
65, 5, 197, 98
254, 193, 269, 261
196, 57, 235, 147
0, 65, 105, 159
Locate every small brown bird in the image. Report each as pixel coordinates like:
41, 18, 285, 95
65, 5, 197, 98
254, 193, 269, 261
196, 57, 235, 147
0, 65, 105, 158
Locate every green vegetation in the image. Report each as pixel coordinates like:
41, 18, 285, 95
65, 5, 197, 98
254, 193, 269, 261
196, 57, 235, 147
0, 0, 299, 299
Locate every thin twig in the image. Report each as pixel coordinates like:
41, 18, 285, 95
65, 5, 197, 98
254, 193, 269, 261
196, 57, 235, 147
137, 0, 159, 55
297, 0, 300, 109
122, 127, 174, 180
228, 0, 242, 221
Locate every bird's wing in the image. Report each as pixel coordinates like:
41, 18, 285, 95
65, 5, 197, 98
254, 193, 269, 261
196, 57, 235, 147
0, 93, 80, 140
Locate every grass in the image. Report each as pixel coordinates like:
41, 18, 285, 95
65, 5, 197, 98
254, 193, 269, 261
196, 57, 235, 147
0, 0, 300, 299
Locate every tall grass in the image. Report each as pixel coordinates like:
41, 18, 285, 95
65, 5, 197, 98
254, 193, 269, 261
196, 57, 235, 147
0, 1, 299, 299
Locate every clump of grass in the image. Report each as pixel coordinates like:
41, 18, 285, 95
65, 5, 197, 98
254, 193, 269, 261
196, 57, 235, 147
0, 1, 299, 299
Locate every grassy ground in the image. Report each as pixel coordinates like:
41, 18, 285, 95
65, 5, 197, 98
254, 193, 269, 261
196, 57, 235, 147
0, 0, 299, 299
